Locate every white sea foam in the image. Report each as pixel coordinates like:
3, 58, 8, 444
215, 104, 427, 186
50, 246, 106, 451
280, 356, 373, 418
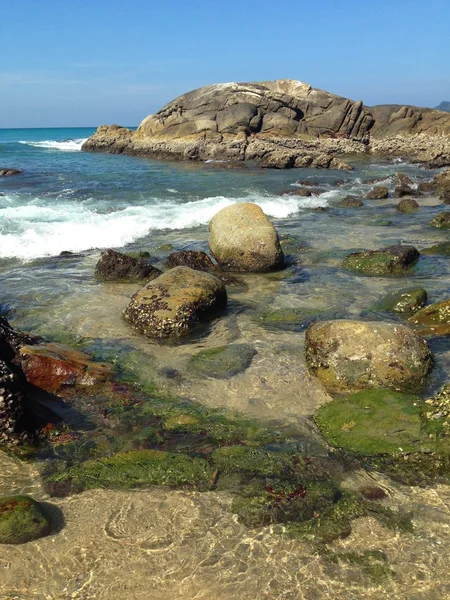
0, 193, 328, 260
18, 138, 87, 151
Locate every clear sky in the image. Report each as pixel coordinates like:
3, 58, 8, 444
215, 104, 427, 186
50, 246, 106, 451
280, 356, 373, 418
2, 0, 449, 128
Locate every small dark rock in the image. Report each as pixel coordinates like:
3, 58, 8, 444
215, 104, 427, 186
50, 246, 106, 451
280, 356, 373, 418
166, 250, 216, 271
0, 168, 22, 177
95, 249, 161, 281
396, 198, 419, 213
359, 486, 388, 501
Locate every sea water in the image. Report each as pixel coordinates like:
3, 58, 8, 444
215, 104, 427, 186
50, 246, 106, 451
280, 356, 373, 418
1, 128, 450, 599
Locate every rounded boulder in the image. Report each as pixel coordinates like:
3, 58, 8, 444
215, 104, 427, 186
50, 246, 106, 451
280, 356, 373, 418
209, 203, 285, 272
305, 320, 432, 393
123, 266, 227, 338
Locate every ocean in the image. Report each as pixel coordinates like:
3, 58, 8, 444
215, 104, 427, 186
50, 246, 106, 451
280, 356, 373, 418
2, 127, 450, 599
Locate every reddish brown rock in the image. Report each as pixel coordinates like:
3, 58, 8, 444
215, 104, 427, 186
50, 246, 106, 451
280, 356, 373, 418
18, 343, 112, 394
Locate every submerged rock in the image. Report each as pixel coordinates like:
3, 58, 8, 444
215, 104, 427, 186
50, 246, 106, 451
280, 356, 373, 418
315, 389, 424, 455
421, 241, 450, 256
431, 212, 450, 229
95, 249, 161, 281
188, 344, 256, 379
18, 343, 113, 394
0, 168, 22, 177
393, 173, 416, 198
342, 245, 420, 276
209, 203, 285, 272
373, 287, 428, 315
396, 198, 419, 213
365, 186, 389, 199
305, 320, 432, 393
408, 299, 450, 336
257, 307, 344, 332
123, 266, 227, 339
338, 196, 363, 208
0, 495, 51, 544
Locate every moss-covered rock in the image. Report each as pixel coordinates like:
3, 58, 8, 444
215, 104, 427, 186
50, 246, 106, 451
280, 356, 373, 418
211, 445, 297, 476
46, 449, 215, 495
396, 198, 419, 213
421, 242, 450, 256
0, 495, 51, 544
431, 212, 450, 229
372, 287, 428, 315
123, 266, 227, 339
342, 245, 419, 276
408, 299, 450, 336
305, 320, 432, 394
315, 389, 424, 455
257, 307, 344, 332
188, 344, 256, 379
365, 186, 389, 200
322, 549, 395, 582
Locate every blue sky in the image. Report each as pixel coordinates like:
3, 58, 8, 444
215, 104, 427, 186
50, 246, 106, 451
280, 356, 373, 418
2, 0, 449, 127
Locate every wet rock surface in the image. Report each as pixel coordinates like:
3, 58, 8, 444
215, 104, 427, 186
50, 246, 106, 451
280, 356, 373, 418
372, 287, 428, 315
123, 266, 227, 338
0, 168, 22, 177
187, 344, 256, 379
95, 249, 161, 281
342, 245, 420, 276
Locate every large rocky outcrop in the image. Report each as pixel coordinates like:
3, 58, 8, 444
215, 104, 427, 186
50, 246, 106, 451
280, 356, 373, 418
82, 79, 450, 168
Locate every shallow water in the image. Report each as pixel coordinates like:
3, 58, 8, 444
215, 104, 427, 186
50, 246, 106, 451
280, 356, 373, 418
2, 128, 450, 598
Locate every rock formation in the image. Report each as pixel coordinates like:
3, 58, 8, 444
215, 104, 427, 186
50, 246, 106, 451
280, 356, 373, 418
82, 79, 450, 168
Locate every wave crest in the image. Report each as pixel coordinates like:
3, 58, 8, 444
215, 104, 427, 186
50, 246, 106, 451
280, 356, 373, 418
18, 138, 87, 151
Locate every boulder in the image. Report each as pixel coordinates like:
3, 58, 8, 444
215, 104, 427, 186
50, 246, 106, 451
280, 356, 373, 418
342, 245, 420, 276
0, 168, 21, 177
188, 344, 256, 379
431, 212, 450, 229
417, 180, 436, 193
433, 168, 450, 203
408, 299, 450, 336
18, 343, 113, 394
279, 187, 312, 197
260, 151, 296, 169
0, 495, 51, 544
95, 249, 161, 281
338, 196, 363, 208
365, 186, 389, 199
396, 198, 419, 213
305, 320, 432, 393
123, 266, 227, 338
209, 203, 285, 272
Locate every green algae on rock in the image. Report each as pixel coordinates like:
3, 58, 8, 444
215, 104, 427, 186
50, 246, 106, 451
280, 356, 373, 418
211, 445, 297, 476
342, 245, 420, 276
187, 344, 256, 379
408, 299, 450, 336
421, 241, 450, 256
305, 320, 432, 394
0, 495, 51, 544
372, 287, 428, 315
431, 212, 450, 229
46, 449, 215, 496
257, 307, 345, 332
321, 549, 395, 582
123, 266, 227, 339
315, 389, 424, 455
